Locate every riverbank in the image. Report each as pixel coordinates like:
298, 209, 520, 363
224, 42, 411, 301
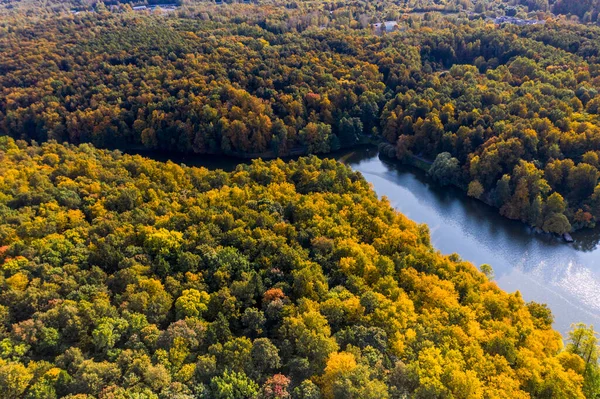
375, 148, 591, 242
126, 144, 600, 334
127, 136, 378, 162
335, 147, 600, 335
128, 139, 595, 242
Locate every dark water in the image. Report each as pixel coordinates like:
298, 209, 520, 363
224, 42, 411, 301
127, 150, 249, 172
137, 147, 600, 335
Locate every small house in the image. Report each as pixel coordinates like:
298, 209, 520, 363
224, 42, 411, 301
373, 21, 398, 33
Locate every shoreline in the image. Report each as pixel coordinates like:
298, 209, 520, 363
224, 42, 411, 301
376, 149, 589, 242
32, 136, 598, 242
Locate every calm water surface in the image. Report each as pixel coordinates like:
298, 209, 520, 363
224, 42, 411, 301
138, 147, 600, 335
339, 147, 600, 336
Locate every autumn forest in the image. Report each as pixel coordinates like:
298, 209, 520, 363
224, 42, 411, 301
2, 0, 600, 398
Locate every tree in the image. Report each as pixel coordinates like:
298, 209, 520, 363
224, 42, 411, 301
212, 337, 253, 374
24, 379, 57, 399
175, 289, 210, 319
591, 184, 600, 219
338, 117, 363, 147
567, 324, 600, 398
251, 338, 281, 378
210, 370, 259, 399
242, 308, 266, 337
428, 152, 460, 186
0, 362, 33, 399
92, 317, 128, 352
467, 180, 484, 199
395, 135, 414, 162
292, 380, 322, 399
568, 163, 600, 202
546, 192, 568, 215
542, 192, 572, 234
582, 151, 599, 168
143, 363, 171, 392
300, 123, 332, 154
479, 264, 494, 280
261, 374, 291, 399
321, 352, 357, 399
320, 352, 389, 399
543, 213, 572, 235
568, 324, 599, 366
125, 279, 173, 324
529, 195, 544, 228
495, 174, 512, 207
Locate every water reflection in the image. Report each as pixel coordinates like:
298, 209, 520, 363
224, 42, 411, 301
338, 147, 600, 335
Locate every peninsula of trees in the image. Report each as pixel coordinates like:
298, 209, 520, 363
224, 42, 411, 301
0, 137, 599, 398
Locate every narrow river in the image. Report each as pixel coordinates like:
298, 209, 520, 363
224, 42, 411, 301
137, 146, 600, 335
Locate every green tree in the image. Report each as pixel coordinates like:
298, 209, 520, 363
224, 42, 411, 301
300, 123, 332, 154
543, 213, 572, 235
125, 279, 173, 324
251, 338, 281, 378
495, 174, 512, 207
175, 289, 210, 319
92, 317, 128, 352
567, 324, 600, 398
338, 117, 363, 147
210, 370, 259, 399
428, 152, 460, 186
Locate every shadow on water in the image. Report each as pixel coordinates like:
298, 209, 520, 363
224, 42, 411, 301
340, 146, 600, 251
378, 153, 600, 254
125, 149, 250, 172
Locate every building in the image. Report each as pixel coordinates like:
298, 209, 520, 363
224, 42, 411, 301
148, 4, 179, 12
373, 21, 398, 33
492, 16, 544, 26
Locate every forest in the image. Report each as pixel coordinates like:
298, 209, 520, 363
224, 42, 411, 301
2, 1, 600, 398
1, 136, 599, 398
2, 1, 600, 234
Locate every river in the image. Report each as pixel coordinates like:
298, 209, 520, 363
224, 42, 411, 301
135, 146, 600, 335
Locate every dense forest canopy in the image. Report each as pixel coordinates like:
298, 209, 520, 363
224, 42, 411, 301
2, 1, 600, 398
2, 3, 600, 234
0, 136, 598, 398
